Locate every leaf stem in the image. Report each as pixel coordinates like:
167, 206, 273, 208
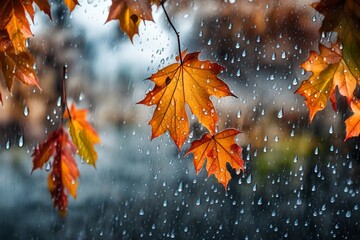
161, 1, 183, 65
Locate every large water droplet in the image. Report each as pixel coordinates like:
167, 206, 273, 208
246, 174, 252, 184
139, 208, 144, 216
18, 136, 24, 147
45, 162, 51, 171
346, 211, 351, 218
23, 106, 29, 116
5, 140, 10, 150
271, 53, 276, 61
79, 92, 85, 101
57, 97, 61, 107
236, 110, 241, 118
178, 182, 183, 192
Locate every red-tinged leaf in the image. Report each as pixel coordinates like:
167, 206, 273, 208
32, 130, 60, 172
63, 0, 79, 12
0, 31, 41, 100
64, 103, 100, 166
295, 43, 357, 121
106, 0, 153, 41
34, 0, 51, 18
185, 129, 244, 189
138, 51, 234, 149
345, 99, 360, 140
32, 128, 79, 217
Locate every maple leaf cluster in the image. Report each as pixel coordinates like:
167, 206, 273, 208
0, 0, 155, 103
296, 0, 360, 140
4, 0, 360, 218
3, 0, 360, 219
0, 0, 244, 199
138, 50, 244, 188
0, 0, 78, 102
32, 103, 100, 216
107, 0, 245, 188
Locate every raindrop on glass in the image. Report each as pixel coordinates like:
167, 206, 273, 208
315, 147, 319, 155
45, 162, 51, 171
346, 211, 351, 218
139, 208, 144, 216
246, 174, 252, 184
271, 53, 276, 61
178, 182, 183, 192
292, 78, 298, 86
236, 110, 241, 118
5, 140, 10, 150
18, 136, 24, 147
56, 97, 61, 107
79, 92, 85, 101
23, 106, 29, 117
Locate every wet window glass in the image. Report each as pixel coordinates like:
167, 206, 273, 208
0, 0, 359, 239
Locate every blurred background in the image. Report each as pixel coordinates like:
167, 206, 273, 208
1, 0, 360, 239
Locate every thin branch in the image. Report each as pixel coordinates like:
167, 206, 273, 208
61, 65, 71, 124
161, 1, 183, 65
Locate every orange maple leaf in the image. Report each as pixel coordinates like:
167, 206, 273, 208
106, 0, 153, 41
64, 103, 100, 167
345, 99, 360, 140
138, 51, 235, 149
295, 43, 358, 121
32, 128, 79, 217
63, 0, 79, 12
0, 30, 40, 102
0, 0, 51, 53
185, 129, 244, 189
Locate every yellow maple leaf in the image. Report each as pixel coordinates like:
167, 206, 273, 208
64, 103, 100, 167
